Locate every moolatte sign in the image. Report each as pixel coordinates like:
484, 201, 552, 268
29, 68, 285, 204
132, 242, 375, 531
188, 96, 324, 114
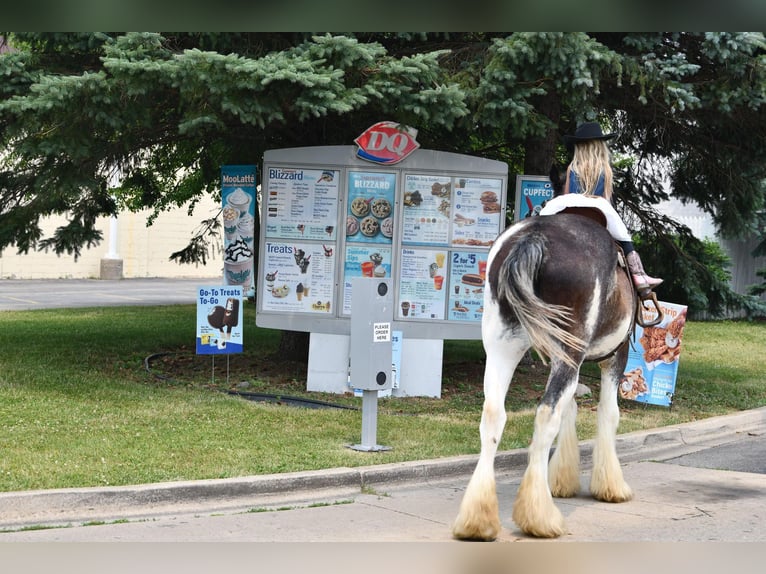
255, 123, 508, 396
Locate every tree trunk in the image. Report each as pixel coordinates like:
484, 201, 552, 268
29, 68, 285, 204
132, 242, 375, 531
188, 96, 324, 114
275, 330, 310, 362
523, 90, 561, 176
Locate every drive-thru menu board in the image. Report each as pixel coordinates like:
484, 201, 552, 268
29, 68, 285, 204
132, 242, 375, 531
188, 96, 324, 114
256, 146, 507, 340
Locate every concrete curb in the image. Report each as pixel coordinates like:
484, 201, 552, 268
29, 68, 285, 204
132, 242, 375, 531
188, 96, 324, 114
2, 407, 764, 530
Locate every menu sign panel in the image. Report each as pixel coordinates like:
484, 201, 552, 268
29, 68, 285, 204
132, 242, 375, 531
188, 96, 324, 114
345, 172, 396, 245
447, 251, 488, 322
261, 241, 336, 314
264, 167, 340, 241
397, 248, 449, 320
401, 174, 451, 246
342, 245, 393, 314
451, 177, 503, 247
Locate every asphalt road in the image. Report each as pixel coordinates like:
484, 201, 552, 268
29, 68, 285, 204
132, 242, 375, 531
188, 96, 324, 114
0, 277, 211, 311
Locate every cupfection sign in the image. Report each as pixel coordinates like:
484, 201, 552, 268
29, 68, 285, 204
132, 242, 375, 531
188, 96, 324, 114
256, 139, 508, 341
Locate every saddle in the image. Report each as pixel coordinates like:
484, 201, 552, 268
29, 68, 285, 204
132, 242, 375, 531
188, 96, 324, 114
559, 207, 663, 328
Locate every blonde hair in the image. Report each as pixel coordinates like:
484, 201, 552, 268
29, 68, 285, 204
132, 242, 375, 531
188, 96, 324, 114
569, 139, 613, 200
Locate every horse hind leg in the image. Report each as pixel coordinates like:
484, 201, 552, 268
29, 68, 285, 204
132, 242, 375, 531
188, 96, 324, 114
512, 361, 580, 538
548, 393, 581, 498
452, 337, 527, 541
590, 347, 633, 503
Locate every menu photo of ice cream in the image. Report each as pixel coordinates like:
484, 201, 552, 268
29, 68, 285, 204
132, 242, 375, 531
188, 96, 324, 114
222, 185, 256, 292
261, 241, 336, 314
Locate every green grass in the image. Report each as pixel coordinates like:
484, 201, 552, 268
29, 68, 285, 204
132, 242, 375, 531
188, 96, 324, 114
0, 303, 764, 492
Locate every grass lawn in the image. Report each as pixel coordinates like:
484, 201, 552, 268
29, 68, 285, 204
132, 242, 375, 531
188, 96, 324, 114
0, 302, 764, 492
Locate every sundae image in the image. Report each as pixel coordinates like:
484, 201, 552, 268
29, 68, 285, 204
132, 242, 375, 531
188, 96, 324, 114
223, 205, 240, 241
224, 237, 254, 289
237, 213, 254, 248
265, 270, 278, 291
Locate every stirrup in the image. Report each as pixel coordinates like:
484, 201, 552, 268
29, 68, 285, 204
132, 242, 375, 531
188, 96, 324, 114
636, 290, 663, 327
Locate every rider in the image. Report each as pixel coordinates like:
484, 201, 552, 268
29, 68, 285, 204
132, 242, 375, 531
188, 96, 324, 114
539, 121, 663, 292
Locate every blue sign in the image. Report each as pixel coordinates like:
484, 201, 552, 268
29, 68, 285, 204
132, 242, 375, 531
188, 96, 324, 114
222, 165, 257, 297
620, 302, 688, 407
514, 175, 554, 221
196, 285, 244, 355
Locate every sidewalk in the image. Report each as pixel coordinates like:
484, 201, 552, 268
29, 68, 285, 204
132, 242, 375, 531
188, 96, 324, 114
1, 407, 765, 541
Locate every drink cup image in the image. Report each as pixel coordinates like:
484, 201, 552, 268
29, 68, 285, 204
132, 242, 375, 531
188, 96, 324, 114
478, 260, 487, 279
434, 275, 444, 290
237, 213, 255, 249
454, 285, 460, 295
435, 253, 445, 268
223, 205, 240, 241
226, 187, 251, 215
401, 301, 410, 317
224, 258, 253, 291
360, 261, 375, 277
224, 237, 254, 290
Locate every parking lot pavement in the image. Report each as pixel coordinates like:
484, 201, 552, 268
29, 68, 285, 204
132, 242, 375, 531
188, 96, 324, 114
0, 277, 216, 311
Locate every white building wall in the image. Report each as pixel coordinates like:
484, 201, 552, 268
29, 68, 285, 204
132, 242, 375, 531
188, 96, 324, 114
0, 195, 224, 280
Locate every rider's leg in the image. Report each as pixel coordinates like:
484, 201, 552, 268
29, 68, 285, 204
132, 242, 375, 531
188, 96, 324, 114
618, 241, 663, 291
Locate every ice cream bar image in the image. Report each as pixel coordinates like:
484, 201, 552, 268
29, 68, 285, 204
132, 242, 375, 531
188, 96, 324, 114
222, 298, 239, 327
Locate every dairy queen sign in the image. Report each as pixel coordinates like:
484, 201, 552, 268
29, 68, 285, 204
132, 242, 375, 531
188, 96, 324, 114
354, 121, 421, 165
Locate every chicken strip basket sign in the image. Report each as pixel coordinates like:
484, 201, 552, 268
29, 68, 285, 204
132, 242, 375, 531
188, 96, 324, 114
354, 121, 420, 165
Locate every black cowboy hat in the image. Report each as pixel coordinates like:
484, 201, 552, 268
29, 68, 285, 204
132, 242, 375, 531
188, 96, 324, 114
563, 122, 616, 148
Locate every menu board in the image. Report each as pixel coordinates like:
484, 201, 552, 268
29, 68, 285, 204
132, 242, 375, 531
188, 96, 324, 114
261, 241, 336, 314
397, 248, 449, 320
342, 245, 393, 315
451, 177, 504, 247
401, 174, 451, 246
345, 171, 396, 245
257, 146, 509, 337
264, 167, 340, 241
447, 251, 487, 322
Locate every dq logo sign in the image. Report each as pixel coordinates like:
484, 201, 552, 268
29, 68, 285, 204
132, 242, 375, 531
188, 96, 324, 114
354, 121, 420, 165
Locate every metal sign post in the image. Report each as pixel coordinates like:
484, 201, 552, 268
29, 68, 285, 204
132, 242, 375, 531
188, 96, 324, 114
348, 277, 393, 452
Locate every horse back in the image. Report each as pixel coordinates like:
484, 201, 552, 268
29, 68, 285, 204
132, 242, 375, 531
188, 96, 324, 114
489, 213, 634, 358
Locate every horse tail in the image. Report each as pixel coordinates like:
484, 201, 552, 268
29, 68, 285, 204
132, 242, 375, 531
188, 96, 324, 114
495, 231, 586, 369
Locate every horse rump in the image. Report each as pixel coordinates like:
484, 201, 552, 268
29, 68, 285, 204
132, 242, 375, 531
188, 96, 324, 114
492, 225, 586, 368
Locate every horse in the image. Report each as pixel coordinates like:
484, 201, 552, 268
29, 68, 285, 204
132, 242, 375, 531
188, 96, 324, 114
451, 206, 638, 540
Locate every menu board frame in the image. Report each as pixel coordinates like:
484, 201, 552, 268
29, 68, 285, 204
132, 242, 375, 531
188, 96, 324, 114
256, 145, 508, 340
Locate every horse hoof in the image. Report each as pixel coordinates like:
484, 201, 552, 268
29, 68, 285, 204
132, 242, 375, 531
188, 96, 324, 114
452, 519, 500, 541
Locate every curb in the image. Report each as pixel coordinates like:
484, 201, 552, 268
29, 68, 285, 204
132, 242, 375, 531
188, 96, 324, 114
1, 407, 764, 530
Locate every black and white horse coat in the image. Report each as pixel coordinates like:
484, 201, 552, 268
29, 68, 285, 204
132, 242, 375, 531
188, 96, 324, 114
452, 212, 636, 539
